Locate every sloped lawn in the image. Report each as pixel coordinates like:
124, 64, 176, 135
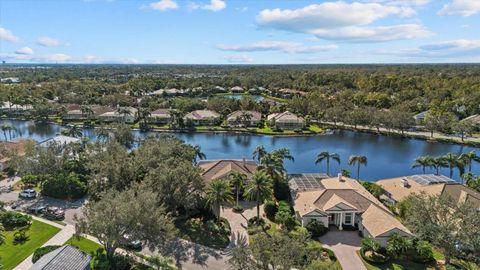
0, 220, 60, 270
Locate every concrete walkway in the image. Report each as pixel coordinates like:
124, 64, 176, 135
221, 201, 264, 248
319, 229, 366, 270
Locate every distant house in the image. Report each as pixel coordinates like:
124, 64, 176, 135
151, 88, 187, 96
0, 77, 20, 84
0, 139, 34, 171
184, 110, 220, 126
198, 159, 258, 184
267, 111, 305, 129
63, 105, 115, 121
290, 173, 412, 246
147, 108, 174, 124
37, 135, 81, 148
97, 107, 137, 123
0, 101, 33, 115
277, 88, 307, 98
377, 174, 480, 209
230, 86, 244, 93
226, 110, 262, 127
413, 111, 428, 124
29, 245, 92, 270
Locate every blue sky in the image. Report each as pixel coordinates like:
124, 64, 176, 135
1, 0, 479, 64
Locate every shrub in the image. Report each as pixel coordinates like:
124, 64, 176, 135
248, 216, 265, 227
0, 211, 32, 229
263, 200, 277, 221
275, 201, 297, 230
386, 233, 412, 259
412, 240, 434, 263
361, 181, 384, 198
13, 226, 30, 243
274, 181, 291, 201
232, 204, 244, 213
205, 219, 220, 234
32, 245, 61, 263
360, 247, 390, 264
21, 174, 39, 187
306, 220, 329, 238
42, 172, 87, 200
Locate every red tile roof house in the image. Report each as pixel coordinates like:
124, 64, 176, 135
184, 110, 221, 126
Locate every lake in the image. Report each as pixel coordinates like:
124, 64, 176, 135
222, 94, 264, 101
2, 119, 479, 181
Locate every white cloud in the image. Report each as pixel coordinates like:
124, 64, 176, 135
224, 54, 253, 63
37, 36, 60, 46
0, 27, 20, 43
0, 52, 71, 63
438, 0, 480, 16
15, 47, 34, 55
47, 54, 71, 62
149, 0, 178, 11
189, 0, 226, 11
255, 1, 431, 43
380, 39, 480, 59
217, 40, 338, 53
364, 0, 431, 6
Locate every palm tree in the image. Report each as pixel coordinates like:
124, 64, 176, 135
431, 157, 448, 176
66, 124, 83, 138
116, 107, 131, 122
80, 105, 94, 120
192, 145, 206, 163
348, 155, 368, 180
244, 171, 273, 223
411, 156, 434, 174
0, 124, 14, 141
205, 179, 234, 222
253, 145, 267, 162
459, 151, 479, 173
258, 153, 285, 184
229, 172, 247, 206
315, 151, 340, 176
442, 153, 459, 179
271, 148, 294, 162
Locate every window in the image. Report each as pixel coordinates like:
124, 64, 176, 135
344, 213, 353, 225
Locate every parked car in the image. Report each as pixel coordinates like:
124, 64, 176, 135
19, 189, 37, 199
45, 206, 65, 220
28, 203, 47, 214
123, 234, 142, 250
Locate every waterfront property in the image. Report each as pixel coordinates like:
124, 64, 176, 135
268, 111, 305, 129
198, 159, 258, 183
377, 174, 480, 208
0, 101, 33, 116
184, 110, 221, 126
462, 114, 480, 128
37, 135, 81, 148
226, 110, 262, 127
30, 245, 92, 270
63, 105, 115, 121
97, 107, 137, 123
147, 108, 174, 124
413, 111, 428, 124
230, 86, 244, 93
290, 173, 412, 246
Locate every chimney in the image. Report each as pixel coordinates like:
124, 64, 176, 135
338, 173, 343, 182
400, 178, 409, 188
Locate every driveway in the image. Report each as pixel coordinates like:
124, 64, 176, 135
319, 229, 366, 270
221, 201, 264, 248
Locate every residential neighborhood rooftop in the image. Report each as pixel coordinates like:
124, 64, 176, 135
198, 159, 258, 182
37, 135, 81, 147
29, 245, 91, 270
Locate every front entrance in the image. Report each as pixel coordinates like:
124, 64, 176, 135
327, 212, 357, 230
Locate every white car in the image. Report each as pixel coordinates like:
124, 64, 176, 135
19, 189, 37, 199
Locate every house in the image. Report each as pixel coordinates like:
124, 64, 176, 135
230, 86, 244, 93
29, 245, 92, 270
277, 88, 307, 98
97, 107, 137, 123
267, 111, 305, 129
0, 139, 34, 171
226, 110, 262, 127
0, 101, 33, 115
38, 135, 81, 148
462, 114, 480, 129
198, 159, 258, 184
184, 110, 221, 126
63, 105, 115, 121
413, 111, 428, 124
377, 174, 480, 209
290, 173, 412, 246
147, 108, 174, 124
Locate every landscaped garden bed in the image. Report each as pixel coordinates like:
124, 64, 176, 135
175, 216, 231, 249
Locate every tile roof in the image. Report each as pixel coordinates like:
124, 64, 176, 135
361, 204, 411, 238
150, 108, 173, 117
267, 111, 304, 123
198, 159, 258, 182
29, 245, 91, 270
185, 110, 220, 120
38, 136, 81, 147
0, 139, 34, 163
227, 110, 262, 121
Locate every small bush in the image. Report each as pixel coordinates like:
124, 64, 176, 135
248, 216, 265, 227
305, 220, 329, 238
205, 219, 220, 234
232, 204, 244, 213
360, 247, 390, 264
412, 240, 434, 263
263, 200, 277, 220
32, 245, 61, 263
0, 211, 32, 229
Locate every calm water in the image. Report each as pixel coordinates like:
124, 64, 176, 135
223, 94, 264, 101
2, 119, 479, 181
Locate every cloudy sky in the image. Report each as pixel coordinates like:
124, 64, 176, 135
1, 0, 479, 64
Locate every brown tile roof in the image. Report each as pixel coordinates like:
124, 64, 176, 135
150, 108, 173, 117
198, 159, 258, 182
361, 204, 412, 238
0, 139, 35, 163
185, 110, 220, 120
227, 110, 262, 121
267, 111, 304, 123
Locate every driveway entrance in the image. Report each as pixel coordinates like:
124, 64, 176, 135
319, 228, 366, 270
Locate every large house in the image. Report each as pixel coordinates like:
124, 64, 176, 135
462, 114, 480, 129
147, 108, 174, 124
198, 159, 258, 184
0, 101, 33, 115
413, 111, 428, 124
97, 107, 137, 123
29, 245, 92, 270
377, 174, 480, 209
63, 105, 115, 121
267, 111, 305, 129
184, 110, 221, 126
290, 173, 412, 245
226, 110, 262, 127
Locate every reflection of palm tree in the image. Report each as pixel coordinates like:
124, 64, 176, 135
192, 145, 206, 163
315, 151, 340, 176
244, 171, 273, 223
206, 179, 233, 222
411, 156, 434, 174
348, 155, 368, 180
66, 125, 83, 138
0, 125, 16, 141
95, 126, 110, 142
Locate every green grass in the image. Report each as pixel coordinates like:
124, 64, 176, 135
65, 236, 103, 255
357, 251, 436, 270
174, 218, 230, 249
0, 220, 61, 270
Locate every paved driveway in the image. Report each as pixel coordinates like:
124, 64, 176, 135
221, 201, 264, 248
319, 229, 366, 270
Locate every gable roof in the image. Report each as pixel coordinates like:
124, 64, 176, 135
150, 108, 173, 117
29, 245, 91, 270
361, 204, 412, 238
185, 110, 220, 120
462, 114, 480, 125
38, 136, 81, 147
198, 159, 258, 182
227, 110, 262, 121
267, 111, 304, 123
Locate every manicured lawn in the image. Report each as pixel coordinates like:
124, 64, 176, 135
175, 218, 230, 249
65, 236, 103, 255
0, 220, 60, 270
357, 251, 435, 270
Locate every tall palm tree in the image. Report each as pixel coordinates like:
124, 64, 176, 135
244, 171, 273, 223
431, 157, 448, 176
315, 151, 340, 176
271, 148, 295, 162
192, 145, 206, 163
258, 153, 285, 184
67, 124, 83, 138
7, 125, 17, 140
348, 155, 368, 180
411, 156, 434, 174
0, 124, 13, 141
229, 172, 247, 206
205, 179, 234, 222
442, 153, 459, 179
253, 145, 267, 162
459, 151, 479, 173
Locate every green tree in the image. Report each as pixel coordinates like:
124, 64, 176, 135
229, 171, 247, 206
244, 171, 273, 223
315, 151, 340, 176
442, 153, 460, 179
348, 155, 368, 180
411, 156, 434, 174
431, 157, 448, 175
192, 145, 206, 163
205, 179, 234, 222
459, 151, 479, 173
252, 145, 267, 162
386, 233, 412, 259
65, 124, 83, 138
